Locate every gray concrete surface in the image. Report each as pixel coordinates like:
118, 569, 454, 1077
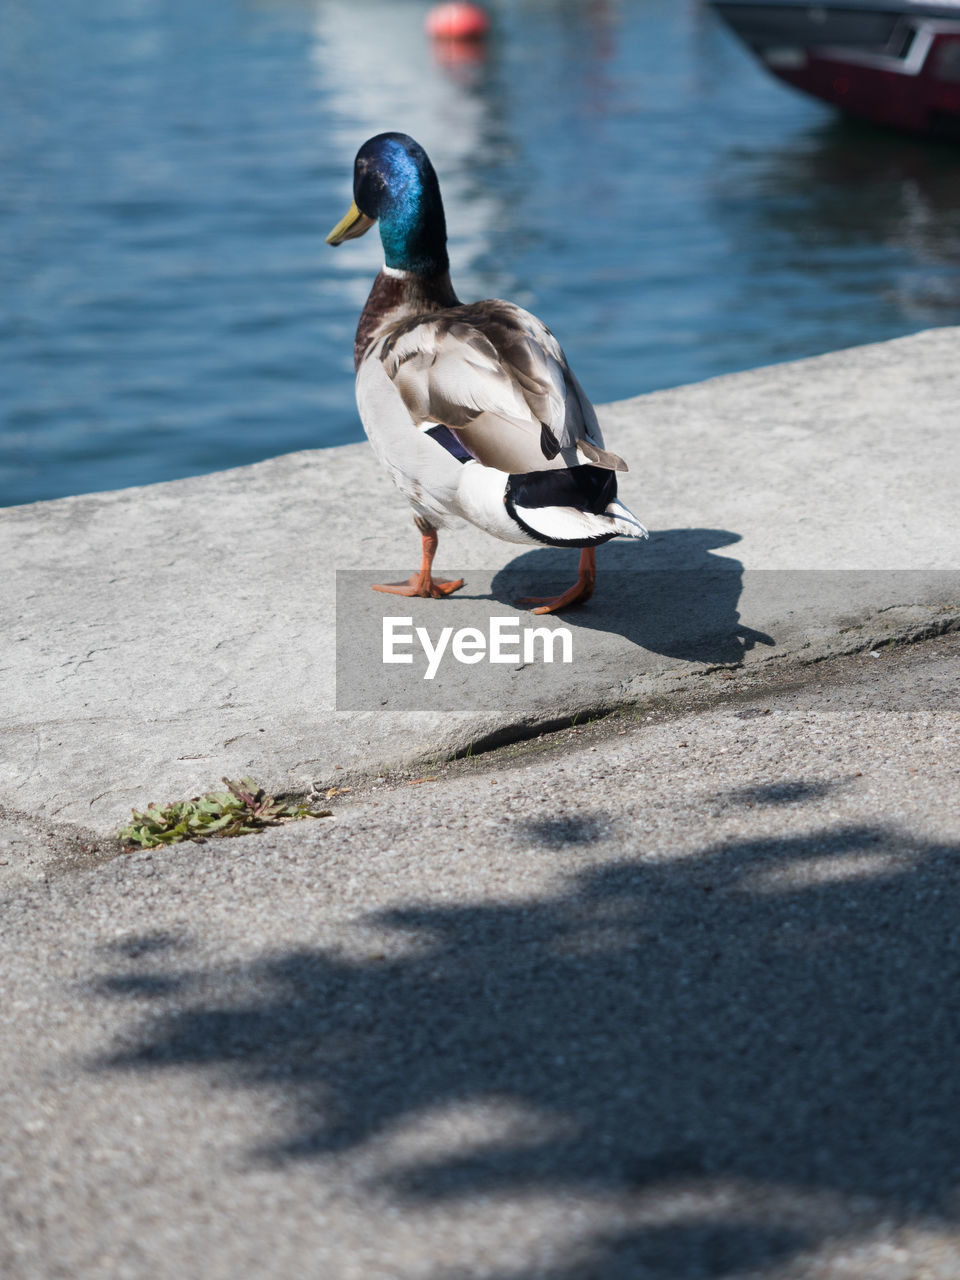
0, 805, 101, 896
2, 327, 960, 837
3, 632, 960, 1280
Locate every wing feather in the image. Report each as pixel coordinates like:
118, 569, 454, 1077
376, 300, 627, 475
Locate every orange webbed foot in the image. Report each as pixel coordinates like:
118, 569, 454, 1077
517, 547, 597, 614
373, 524, 464, 599
372, 575, 464, 598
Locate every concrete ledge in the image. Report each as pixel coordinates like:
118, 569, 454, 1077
2, 327, 959, 837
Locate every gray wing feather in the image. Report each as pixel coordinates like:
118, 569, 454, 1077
377, 301, 627, 475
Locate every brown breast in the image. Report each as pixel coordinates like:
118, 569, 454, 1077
354, 270, 460, 372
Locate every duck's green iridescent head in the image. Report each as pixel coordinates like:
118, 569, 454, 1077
326, 133, 449, 277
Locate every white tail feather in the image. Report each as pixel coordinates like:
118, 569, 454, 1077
604, 500, 648, 539
511, 498, 648, 544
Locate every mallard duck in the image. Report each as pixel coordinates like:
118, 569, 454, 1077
326, 132, 646, 613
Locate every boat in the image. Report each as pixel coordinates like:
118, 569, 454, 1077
709, 0, 960, 136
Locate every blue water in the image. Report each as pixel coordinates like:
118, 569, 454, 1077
3, 0, 960, 507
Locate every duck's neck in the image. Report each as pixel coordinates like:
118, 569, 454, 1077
354, 267, 460, 370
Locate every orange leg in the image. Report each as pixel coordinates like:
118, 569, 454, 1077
518, 547, 596, 615
372, 525, 465, 599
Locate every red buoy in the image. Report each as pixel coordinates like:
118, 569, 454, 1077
425, 3, 490, 41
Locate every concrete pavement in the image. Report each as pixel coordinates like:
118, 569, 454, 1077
4, 323, 960, 1275
2, 632, 960, 1279
2, 327, 959, 838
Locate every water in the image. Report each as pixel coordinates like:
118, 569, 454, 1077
3, 0, 960, 508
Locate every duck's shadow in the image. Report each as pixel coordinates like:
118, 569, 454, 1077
491, 529, 774, 666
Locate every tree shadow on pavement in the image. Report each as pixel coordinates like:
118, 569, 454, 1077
491, 529, 774, 666
92, 818, 960, 1277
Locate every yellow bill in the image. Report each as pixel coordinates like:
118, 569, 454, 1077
326, 201, 376, 245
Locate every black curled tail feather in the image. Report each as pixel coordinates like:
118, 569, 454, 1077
504, 464, 620, 548
506, 464, 618, 515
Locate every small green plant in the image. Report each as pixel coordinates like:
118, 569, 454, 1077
119, 777, 331, 850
